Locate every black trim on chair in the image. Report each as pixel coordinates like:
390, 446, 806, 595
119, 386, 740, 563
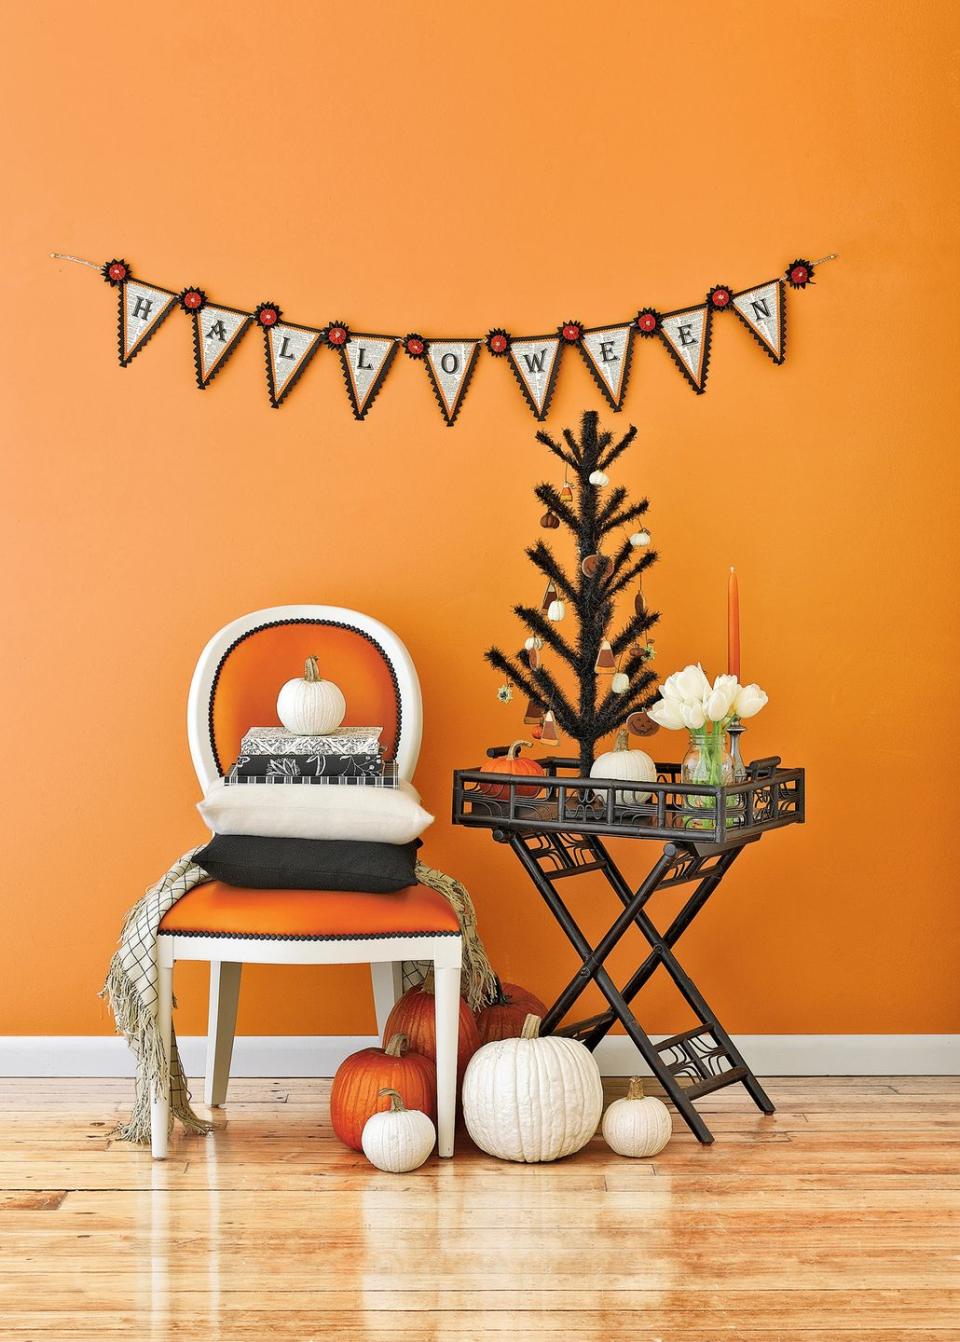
207, 618, 404, 777
158, 928, 460, 941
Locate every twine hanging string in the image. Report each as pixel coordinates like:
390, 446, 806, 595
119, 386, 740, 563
49, 250, 841, 345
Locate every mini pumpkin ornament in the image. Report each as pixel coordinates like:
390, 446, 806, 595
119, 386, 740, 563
276, 656, 346, 735
462, 1014, 603, 1163
590, 727, 657, 805
330, 1032, 436, 1152
547, 599, 566, 622
601, 1077, 672, 1158
475, 977, 548, 1044
383, 970, 482, 1085
361, 1088, 436, 1173
477, 738, 546, 800
611, 671, 630, 694
540, 509, 560, 530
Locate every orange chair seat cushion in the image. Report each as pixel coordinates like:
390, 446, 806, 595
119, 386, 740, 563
158, 880, 461, 940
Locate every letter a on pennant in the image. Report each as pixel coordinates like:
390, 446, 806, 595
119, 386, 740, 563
118, 281, 177, 367
424, 340, 480, 426
192, 305, 253, 389
338, 334, 399, 419
659, 306, 713, 394
578, 325, 635, 410
507, 336, 562, 420
264, 322, 323, 408
732, 280, 786, 364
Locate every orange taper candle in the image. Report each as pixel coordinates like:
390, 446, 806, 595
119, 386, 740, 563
728, 566, 740, 681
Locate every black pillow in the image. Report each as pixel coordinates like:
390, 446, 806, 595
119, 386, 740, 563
194, 835, 420, 893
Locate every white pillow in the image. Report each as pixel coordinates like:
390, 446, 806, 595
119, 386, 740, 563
198, 778, 434, 845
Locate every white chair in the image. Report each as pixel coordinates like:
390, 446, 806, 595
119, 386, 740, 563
150, 604, 462, 1159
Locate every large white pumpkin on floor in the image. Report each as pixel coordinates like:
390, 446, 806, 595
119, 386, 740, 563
361, 1089, 436, 1173
276, 656, 346, 735
601, 1077, 672, 1157
462, 1014, 603, 1163
590, 727, 656, 805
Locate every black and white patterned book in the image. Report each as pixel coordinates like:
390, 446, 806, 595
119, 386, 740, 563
231, 753, 382, 779
240, 726, 383, 756
224, 761, 399, 787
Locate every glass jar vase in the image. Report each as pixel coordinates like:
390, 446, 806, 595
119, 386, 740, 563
680, 728, 733, 821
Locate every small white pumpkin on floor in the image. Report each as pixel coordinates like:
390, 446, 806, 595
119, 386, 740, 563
462, 1014, 603, 1163
276, 655, 346, 735
601, 1077, 672, 1157
360, 1088, 436, 1173
590, 727, 657, 805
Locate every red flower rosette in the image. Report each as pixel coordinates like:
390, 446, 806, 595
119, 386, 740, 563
786, 258, 814, 289
708, 285, 733, 311
102, 259, 130, 287
255, 303, 282, 328
323, 321, 350, 348
558, 320, 583, 344
485, 328, 511, 356
178, 287, 207, 314
403, 333, 428, 359
634, 307, 661, 337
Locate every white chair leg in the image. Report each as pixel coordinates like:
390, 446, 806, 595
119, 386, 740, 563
370, 960, 404, 1038
433, 963, 460, 1158
150, 943, 173, 1160
204, 962, 242, 1108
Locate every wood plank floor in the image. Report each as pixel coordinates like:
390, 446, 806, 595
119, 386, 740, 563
0, 1076, 958, 1340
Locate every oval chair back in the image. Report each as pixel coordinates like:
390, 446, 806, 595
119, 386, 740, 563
187, 605, 423, 794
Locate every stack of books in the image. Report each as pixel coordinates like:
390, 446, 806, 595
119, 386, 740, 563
225, 726, 398, 787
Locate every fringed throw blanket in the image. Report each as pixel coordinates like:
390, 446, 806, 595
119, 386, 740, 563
101, 851, 495, 1145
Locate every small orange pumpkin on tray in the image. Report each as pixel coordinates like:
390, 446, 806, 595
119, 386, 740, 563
476, 739, 546, 799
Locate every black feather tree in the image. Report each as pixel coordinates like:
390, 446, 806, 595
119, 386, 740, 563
485, 410, 660, 775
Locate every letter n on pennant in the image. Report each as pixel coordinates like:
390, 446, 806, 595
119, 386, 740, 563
192, 305, 253, 389
658, 305, 713, 394
424, 340, 480, 426
263, 322, 323, 408
731, 279, 786, 365
118, 281, 178, 367
578, 325, 635, 410
507, 336, 562, 420
338, 334, 399, 419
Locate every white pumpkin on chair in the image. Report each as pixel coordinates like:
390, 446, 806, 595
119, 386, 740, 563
276, 656, 346, 734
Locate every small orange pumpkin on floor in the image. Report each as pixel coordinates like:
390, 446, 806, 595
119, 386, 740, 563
383, 970, 481, 1084
475, 976, 549, 1044
476, 739, 546, 800
330, 1032, 436, 1152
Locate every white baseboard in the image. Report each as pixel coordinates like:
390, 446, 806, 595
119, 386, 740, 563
1, 1034, 957, 1078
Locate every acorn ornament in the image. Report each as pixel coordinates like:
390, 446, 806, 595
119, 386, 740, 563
548, 599, 566, 622
594, 638, 615, 672
524, 637, 543, 651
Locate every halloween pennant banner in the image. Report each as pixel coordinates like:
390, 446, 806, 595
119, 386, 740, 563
59, 252, 834, 423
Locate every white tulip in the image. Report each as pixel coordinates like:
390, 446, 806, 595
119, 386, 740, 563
647, 698, 686, 730
673, 663, 712, 704
681, 700, 707, 730
734, 682, 768, 719
706, 674, 740, 722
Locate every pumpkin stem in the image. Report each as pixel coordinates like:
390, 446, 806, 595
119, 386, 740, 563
615, 726, 630, 751
520, 1013, 542, 1039
626, 1076, 645, 1101
304, 656, 320, 683
377, 1087, 406, 1112
418, 967, 435, 995
507, 739, 533, 760
384, 1033, 408, 1058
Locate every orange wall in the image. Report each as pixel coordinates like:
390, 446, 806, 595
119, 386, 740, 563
2, 2, 958, 1039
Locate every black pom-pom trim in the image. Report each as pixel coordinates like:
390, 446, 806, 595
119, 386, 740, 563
485, 328, 511, 356
785, 258, 814, 289
102, 259, 130, 286
634, 308, 661, 337
178, 287, 208, 314
403, 333, 428, 359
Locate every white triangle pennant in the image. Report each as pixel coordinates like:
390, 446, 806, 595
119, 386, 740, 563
579, 325, 634, 409
508, 336, 562, 420
265, 322, 323, 407
339, 334, 398, 419
732, 280, 785, 364
424, 339, 480, 425
193, 305, 252, 388
119, 282, 177, 367
659, 305, 712, 393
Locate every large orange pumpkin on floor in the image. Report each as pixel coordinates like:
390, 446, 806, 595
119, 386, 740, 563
475, 977, 549, 1044
330, 1032, 436, 1151
383, 972, 481, 1084
476, 739, 546, 799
